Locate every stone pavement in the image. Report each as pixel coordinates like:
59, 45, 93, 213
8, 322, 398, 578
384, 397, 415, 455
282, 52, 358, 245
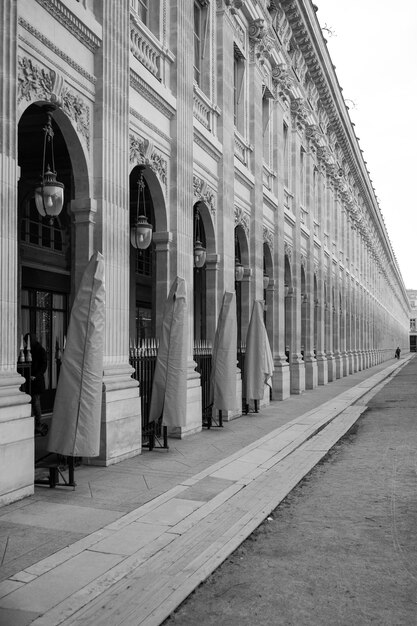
0, 355, 412, 626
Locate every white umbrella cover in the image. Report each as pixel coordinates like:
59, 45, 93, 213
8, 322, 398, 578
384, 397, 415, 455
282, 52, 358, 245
244, 299, 274, 401
210, 291, 237, 411
148, 276, 188, 427
48, 251, 105, 457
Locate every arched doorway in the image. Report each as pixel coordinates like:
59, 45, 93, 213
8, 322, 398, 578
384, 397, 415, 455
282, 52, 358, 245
18, 104, 74, 414
129, 165, 156, 343
263, 242, 273, 343
193, 202, 207, 341
284, 253, 292, 363
300, 264, 307, 360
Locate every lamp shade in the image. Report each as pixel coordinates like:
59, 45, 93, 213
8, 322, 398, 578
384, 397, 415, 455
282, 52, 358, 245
194, 239, 206, 268
235, 260, 244, 282
130, 215, 153, 249
34, 168, 64, 219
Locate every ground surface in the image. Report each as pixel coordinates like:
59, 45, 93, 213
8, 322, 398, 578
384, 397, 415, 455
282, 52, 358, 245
164, 359, 417, 626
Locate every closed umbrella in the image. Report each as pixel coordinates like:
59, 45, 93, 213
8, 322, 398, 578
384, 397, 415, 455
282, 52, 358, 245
48, 251, 105, 458
209, 291, 237, 426
149, 276, 188, 428
243, 299, 274, 412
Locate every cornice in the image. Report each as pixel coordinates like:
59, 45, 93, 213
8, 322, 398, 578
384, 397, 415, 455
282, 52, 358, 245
129, 108, 171, 145
35, 0, 101, 52
193, 127, 223, 163
130, 70, 175, 119
18, 18, 96, 86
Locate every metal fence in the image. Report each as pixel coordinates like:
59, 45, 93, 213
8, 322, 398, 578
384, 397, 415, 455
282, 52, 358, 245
129, 339, 168, 450
193, 340, 213, 427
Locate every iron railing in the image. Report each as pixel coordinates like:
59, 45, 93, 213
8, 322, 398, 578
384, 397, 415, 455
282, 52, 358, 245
193, 340, 214, 427
129, 339, 168, 450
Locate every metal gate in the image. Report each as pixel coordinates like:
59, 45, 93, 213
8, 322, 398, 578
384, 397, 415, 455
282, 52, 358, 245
129, 339, 168, 450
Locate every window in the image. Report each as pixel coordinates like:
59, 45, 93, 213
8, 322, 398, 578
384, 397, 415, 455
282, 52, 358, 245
411, 319, 416, 331
137, 0, 148, 24
20, 198, 63, 251
262, 85, 274, 165
283, 122, 289, 187
194, 1, 210, 93
21, 288, 68, 413
234, 47, 246, 134
131, 0, 160, 38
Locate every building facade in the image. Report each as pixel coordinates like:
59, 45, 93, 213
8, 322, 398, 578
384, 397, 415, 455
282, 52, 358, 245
407, 290, 417, 352
0, 0, 410, 506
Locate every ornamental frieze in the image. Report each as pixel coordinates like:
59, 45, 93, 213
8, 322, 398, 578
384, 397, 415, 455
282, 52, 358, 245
129, 133, 167, 190
290, 97, 309, 129
272, 63, 294, 101
217, 0, 245, 13
284, 240, 293, 260
18, 56, 90, 149
193, 175, 216, 216
18, 56, 54, 103
234, 205, 249, 235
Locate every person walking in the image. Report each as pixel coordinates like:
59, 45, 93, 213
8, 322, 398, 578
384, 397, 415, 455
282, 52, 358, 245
24, 333, 48, 433
395, 346, 401, 359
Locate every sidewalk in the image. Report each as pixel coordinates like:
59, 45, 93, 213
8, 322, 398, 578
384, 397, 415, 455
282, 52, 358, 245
0, 356, 412, 626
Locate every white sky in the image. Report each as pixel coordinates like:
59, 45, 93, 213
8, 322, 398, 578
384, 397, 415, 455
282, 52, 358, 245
315, 0, 417, 289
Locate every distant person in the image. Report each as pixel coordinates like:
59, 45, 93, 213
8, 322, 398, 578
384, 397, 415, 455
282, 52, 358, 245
24, 333, 47, 433
395, 346, 401, 359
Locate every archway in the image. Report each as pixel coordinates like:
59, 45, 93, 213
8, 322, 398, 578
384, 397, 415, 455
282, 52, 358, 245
284, 253, 293, 363
300, 264, 307, 360
193, 202, 207, 341
18, 103, 78, 415
129, 165, 156, 344
263, 242, 273, 343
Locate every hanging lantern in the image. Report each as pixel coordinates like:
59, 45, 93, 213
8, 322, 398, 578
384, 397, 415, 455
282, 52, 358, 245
263, 273, 269, 290
130, 171, 152, 250
235, 259, 244, 282
193, 208, 206, 268
34, 108, 64, 224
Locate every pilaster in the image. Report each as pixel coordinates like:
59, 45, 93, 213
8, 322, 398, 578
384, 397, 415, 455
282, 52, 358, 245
169, 0, 202, 437
0, 1, 33, 506
91, 0, 141, 464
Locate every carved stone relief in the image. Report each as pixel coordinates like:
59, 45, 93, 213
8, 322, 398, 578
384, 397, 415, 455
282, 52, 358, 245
18, 56, 91, 149
129, 133, 168, 191
193, 175, 216, 216
234, 205, 249, 235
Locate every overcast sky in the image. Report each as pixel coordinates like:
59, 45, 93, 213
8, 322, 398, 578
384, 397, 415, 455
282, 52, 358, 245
314, 0, 417, 290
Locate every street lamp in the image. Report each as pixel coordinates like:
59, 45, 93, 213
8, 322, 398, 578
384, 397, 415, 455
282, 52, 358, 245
130, 170, 152, 250
34, 107, 64, 224
235, 231, 244, 282
193, 207, 206, 268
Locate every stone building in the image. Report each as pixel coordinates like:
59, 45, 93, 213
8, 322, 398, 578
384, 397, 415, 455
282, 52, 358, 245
0, 0, 410, 506
407, 290, 417, 352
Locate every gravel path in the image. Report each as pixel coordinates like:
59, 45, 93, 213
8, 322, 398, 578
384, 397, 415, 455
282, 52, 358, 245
164, 357, 417, 626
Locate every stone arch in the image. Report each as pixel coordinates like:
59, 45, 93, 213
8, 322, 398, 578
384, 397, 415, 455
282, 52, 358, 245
18, 101, 91, 202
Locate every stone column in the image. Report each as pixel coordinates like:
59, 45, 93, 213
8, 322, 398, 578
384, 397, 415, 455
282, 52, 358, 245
304, 146, 317, 389
167, 0, 202, 437
91, 0, 140, 465
71, 198, 97, 293
288, 118, 305, 394
216, 3, 241, 416
0, 1, 33, 506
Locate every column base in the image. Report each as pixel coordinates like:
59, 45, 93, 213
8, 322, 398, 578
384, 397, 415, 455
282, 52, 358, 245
167, 360, 203, 438
272, 356, 290, 400
87, 364, 141, 467
0, 372, 33, 507
304, 353, 318, 390
220, 370, 243, 422
340, 351, 349, 377
290, 355, 305, 395
326, 353, 336, 382
316, 352, 328, 385
334, 352, 342, 379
